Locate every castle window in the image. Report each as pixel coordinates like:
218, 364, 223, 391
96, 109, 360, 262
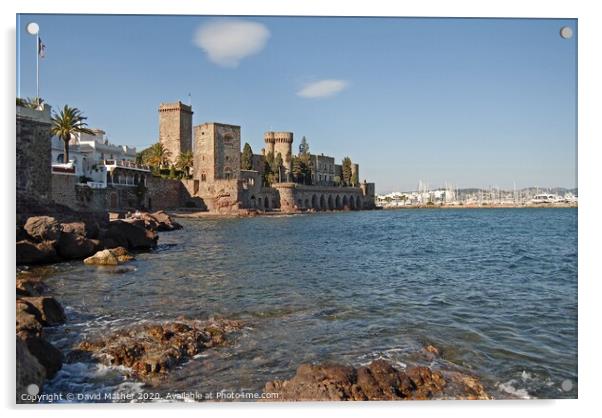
201, 173, 207, 182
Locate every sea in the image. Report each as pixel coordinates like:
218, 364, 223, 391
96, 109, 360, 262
34, 208, 577, 401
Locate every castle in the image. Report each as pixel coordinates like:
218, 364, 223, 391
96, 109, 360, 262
159, 101, 375, 213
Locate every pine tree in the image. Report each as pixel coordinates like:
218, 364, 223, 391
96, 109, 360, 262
241, 142, 253, 170
342, 157, 353, 186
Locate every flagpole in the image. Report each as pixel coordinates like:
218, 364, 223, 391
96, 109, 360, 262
36, 32, 39, 100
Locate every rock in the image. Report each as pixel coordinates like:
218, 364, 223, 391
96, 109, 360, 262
150, 211, 182, 231
19, 296, 66, 326
263, 359, 489, 401
56, 231, 97, 260
18, 333, 63, 379
16, 240, 58, 265
78, 318, 243, 380
83, 247, 134, 266
23, 216, 61, 242
16, 337, 45, 403
106, 220, 158, 250
16, 276, 47, 297
61, 220, 100, 239
16, 299, 43, 335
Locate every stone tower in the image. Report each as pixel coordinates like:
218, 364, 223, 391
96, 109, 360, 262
264, 131, 293, 181
158, 102, 193, 165
194, 122, 241, 182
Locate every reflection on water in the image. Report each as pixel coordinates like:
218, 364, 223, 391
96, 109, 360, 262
40, 208, 577, 400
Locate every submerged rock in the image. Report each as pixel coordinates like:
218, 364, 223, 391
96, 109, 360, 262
263, 359, 490, 401
77, 318, 243, 380
105, 220, 158, 250
16, 276, 47, 297
83, 247, 134, 266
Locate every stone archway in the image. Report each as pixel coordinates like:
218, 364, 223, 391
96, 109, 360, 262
258, 197, 263, 209
335, 195, 341, 209
343, 195, 349, 209
312, 195, 318, 210
328, 195, 334, 210
350, 195, 356, 210
265, 197, 270, 210
319, 195, 326, 211
304, 198, 309, 209
356, 196, 361, 209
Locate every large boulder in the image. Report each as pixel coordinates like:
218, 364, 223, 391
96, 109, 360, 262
16, 337, 46, 403
18, 333, 63, 379
16, 240, 57, 265
263, 359, 489, 401
19, 296, 66, 326
56, 231, 97, 260
105, 220, 158, 250
23, 216, 61, 242
16, 299, 43, 335
78, 318, 242, 380
83, 247, 134, 266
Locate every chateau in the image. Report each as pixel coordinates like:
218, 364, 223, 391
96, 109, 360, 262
16, 100, 375, 215
159, 101, 376, 213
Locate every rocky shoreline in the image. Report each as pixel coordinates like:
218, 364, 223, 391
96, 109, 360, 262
16, 209, 182, 402
16, 208, 495, 403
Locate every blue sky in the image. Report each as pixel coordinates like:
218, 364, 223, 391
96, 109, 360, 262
16, 15, 576, 193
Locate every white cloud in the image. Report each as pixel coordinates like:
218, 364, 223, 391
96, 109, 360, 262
194, 20, 270, 68
297, 79, 348, 99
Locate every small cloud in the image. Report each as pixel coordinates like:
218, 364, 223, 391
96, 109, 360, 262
194, 19, 270, 67
297, 79, 348, 99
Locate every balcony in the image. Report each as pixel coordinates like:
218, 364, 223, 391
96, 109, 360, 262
104, 159, 150, 172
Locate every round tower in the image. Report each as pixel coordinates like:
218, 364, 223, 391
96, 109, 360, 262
264, 132, 275, 156
273, 132, 294, 180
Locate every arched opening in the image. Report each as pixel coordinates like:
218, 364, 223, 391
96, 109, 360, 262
319, 195, 326, 211
350, 195, 356, 210
335, 195, 341, 209
328, 195, 334, 210
251, 195, 256, 208
265, 197, 270, 210
343, 195, 349, 209
356, 196, 361, 209
258, 197, 262, 209
304, 198, 309, 209
312, 195, 318, 210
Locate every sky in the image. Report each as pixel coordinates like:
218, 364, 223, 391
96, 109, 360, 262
16, 15, 577, 193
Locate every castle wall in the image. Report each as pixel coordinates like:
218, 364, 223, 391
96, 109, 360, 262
16, 105, 53, 211
271, 183, 375, 212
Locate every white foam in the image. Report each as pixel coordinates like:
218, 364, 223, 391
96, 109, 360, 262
497, 379, 532, 399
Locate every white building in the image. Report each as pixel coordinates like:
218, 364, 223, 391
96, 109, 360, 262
51, 129, 149, 188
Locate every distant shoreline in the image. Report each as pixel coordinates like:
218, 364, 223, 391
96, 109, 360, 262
170, 202, 577, 219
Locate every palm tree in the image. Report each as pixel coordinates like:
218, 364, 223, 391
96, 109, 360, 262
51, 105, 94, 164
176, 150, 194, 177
145, 143, 171, 168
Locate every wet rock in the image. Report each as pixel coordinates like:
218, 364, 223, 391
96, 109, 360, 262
16, 276, 47, 297
23, 216, 61, 242
16, 240, 58, 265
19, 296, 66, 326
83, 247, 134, 266
16, 337, 45, 403
105, 220, 158, 250
263, 359, 487, 401
56, 231, 97, 260
77, 318, 243, 380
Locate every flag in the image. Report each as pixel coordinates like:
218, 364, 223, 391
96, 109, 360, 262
38, 37, 46, 58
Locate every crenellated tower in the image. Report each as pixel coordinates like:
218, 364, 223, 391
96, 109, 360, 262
264, 131, 293, 181
158, 101, 193, 165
